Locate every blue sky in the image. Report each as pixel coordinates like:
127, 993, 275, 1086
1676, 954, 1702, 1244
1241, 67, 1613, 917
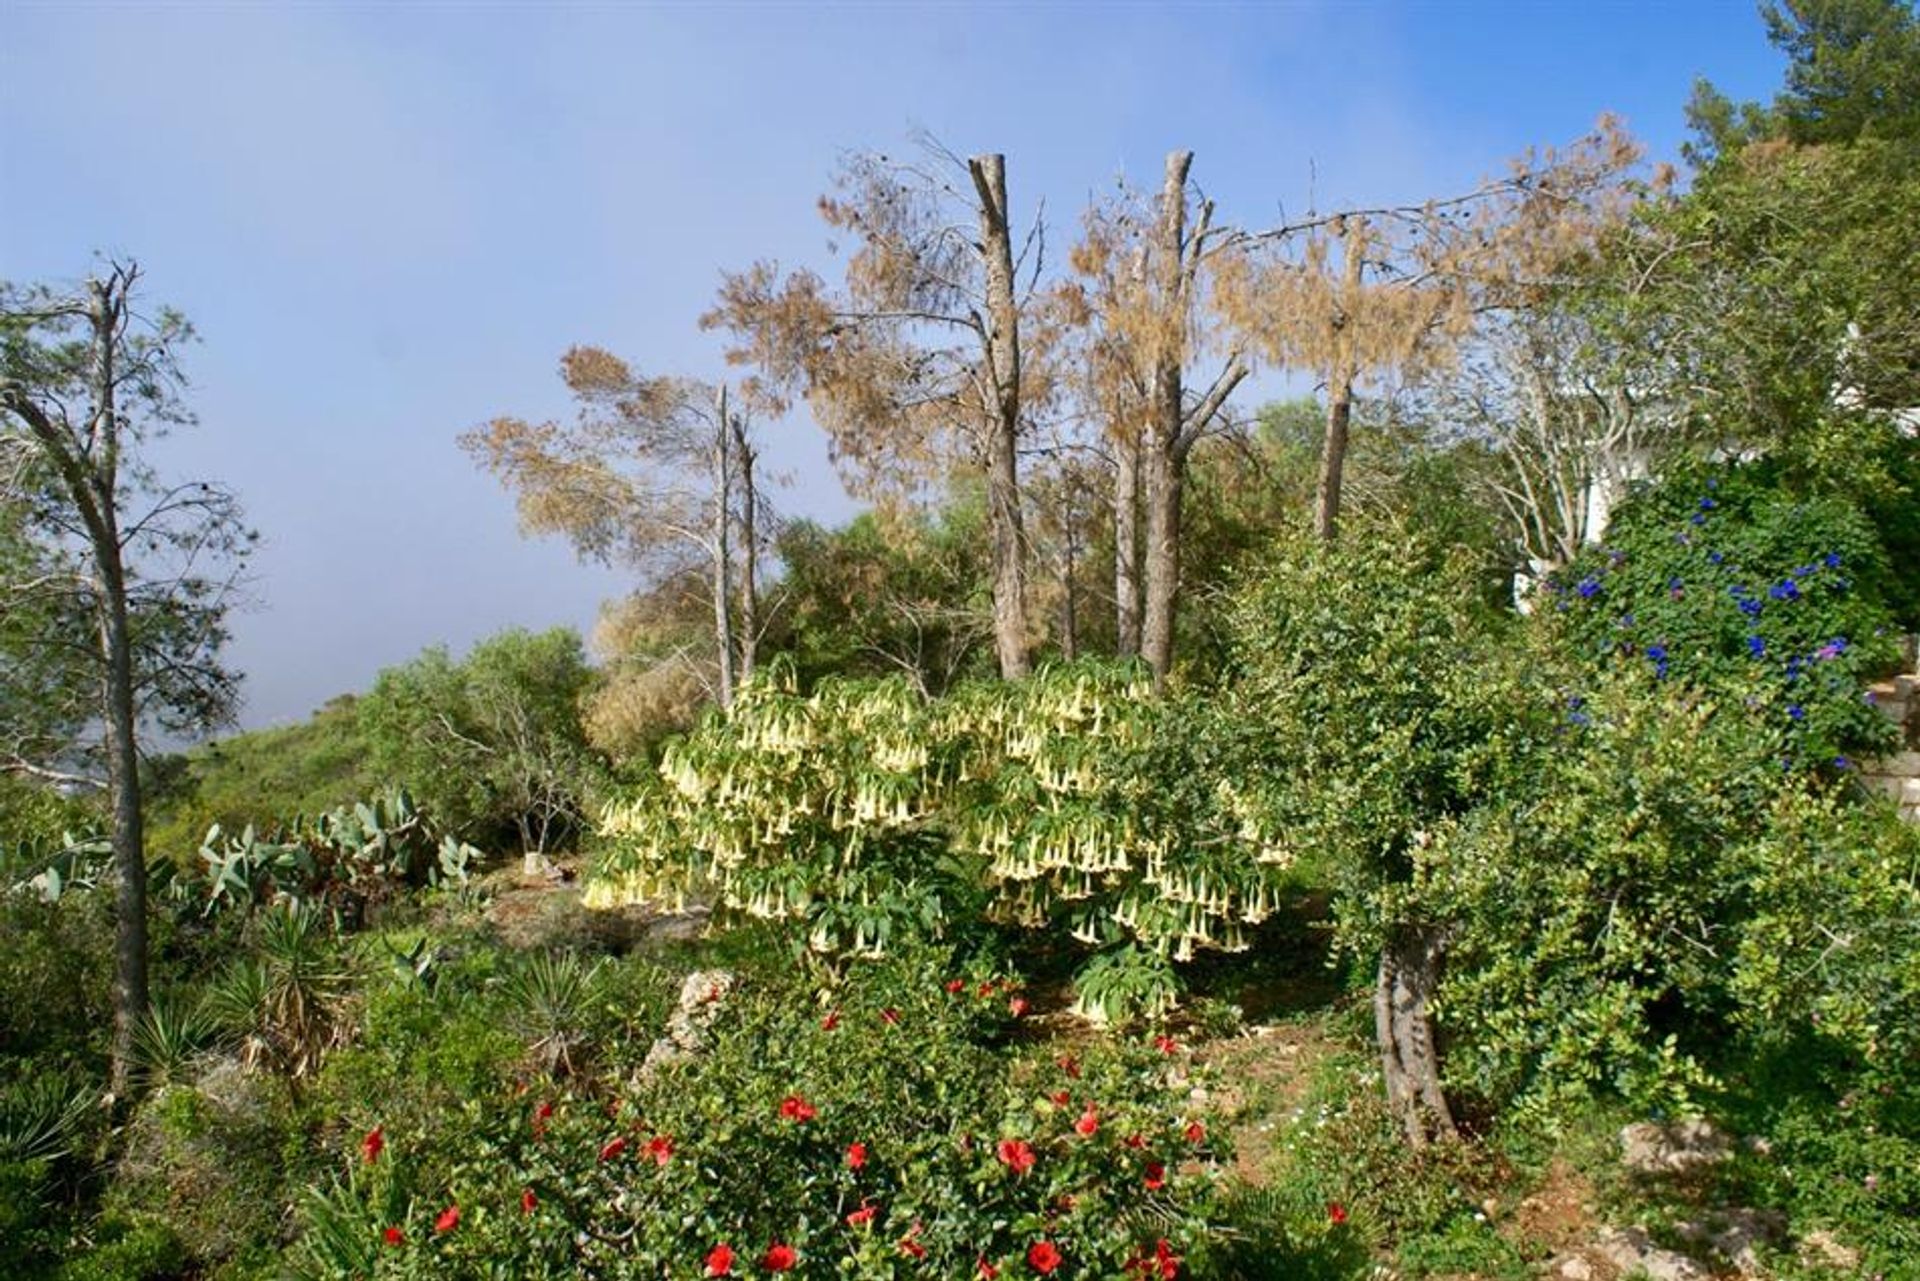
1, 1, 1783, 730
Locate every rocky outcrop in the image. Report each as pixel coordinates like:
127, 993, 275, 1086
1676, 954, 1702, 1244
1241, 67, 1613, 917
637, 969, 736, 1079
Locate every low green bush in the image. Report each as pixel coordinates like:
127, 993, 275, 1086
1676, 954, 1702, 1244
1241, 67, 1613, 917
298, 944, 1237, 1278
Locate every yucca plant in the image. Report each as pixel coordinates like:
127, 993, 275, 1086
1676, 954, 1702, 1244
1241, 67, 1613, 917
207, 902, 359, 1089
0, 1072, 92, 1164
129, 995, 217, 1089
502, 948, 604, 1077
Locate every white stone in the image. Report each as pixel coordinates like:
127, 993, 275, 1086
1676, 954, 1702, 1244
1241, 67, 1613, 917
1595, 1227, 1709, 1281
1620, 1120, 1730, 1174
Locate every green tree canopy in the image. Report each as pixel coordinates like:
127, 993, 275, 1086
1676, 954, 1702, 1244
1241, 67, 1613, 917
358, 627, 602, 855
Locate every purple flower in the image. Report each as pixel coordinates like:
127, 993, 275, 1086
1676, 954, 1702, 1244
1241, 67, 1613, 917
1690, 513, 1707, 526
1708, 550, 1725, 564
1748, 635, 1767, 658
1576, 576, 1602, 600
1769, 579, 1801, 602
1739, 599, 1764, 619
1823, 551, 1842, 569
1815, 637, 1847, 660
1788, 705, 1805, 722
1834, 756, 1851, 770
1698, 497, 1717, 511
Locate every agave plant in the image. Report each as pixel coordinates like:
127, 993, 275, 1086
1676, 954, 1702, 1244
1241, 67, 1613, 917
502, 949, 604, 1078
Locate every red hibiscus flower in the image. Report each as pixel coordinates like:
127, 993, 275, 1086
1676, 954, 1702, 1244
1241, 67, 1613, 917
880, 1007, 902, 1026
777, 1094, 817, 1123
1128, 1238, 1180, 1278
521, 1187, 538, 1214
977, 981, 995, 998
1327, 1202, 1348, 1225
763, 1242, 797, 1271
533, 1100, 554, 1135
898, 1221, 927, 1259
847, 1202, 877, 1227
946, 978, 966, 994
382, 1225, 404, 1246
1144, 1160, 1166, 1190
977, 1258, 999, 1278
1153, 1034, 1179, 1055
1124, 1132, 1146, 1150
1049, 1090, 1071, 1107
704, 1242, 735, 1276
821, 1009, 840, 1031
1008, 996, 1031, 1018
846, 1141, 867, 1169
360, 1125, 384, 1163
434, 1204, 460, 1234
996, 1137, 1037, 1175
1184, 1121, 1205, 1144
1056, 1055, 1081, 1078
1028, 1240, 1063, 1274
646, 1135, 674, 1166
598, 1136, 628, 1161
1073, 1104, 1100, 1137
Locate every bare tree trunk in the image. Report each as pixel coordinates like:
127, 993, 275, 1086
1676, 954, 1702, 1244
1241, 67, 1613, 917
1059, 484, 1079, 662
1315, 378, 1353, 541
732, 413, 759, 685
1374, 925, 1458, 1148
85, 278, 148, 1101
1140, 442, 1183, 687
1139, 151, 1194, 688
1315, 225, 1366, 543
711, 384, 736, 709
970, 153, 1031, 681
1113, 426, 1142, 659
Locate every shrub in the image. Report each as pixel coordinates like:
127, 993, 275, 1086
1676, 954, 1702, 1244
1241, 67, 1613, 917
309, 945, 1234, 1278
592, 659, 1293, 1008
108, 1062, 291, 1272
1547, 460, 1903, 767
55, 1216, 188, 1281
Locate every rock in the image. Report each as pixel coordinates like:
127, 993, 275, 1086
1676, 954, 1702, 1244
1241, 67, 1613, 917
1620, 1119, 1731, 1174
1676, 1206, 1785, 1274
1548, 1255, 1594, 1281
1799, 1229, 1861, 1272
637, 969, 736, 1079
1595, 1226, 1710, 1281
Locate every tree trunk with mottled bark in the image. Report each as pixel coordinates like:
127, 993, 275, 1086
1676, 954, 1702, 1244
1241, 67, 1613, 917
969, 153, 1031, 680
1374, 924, 1459, 1148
